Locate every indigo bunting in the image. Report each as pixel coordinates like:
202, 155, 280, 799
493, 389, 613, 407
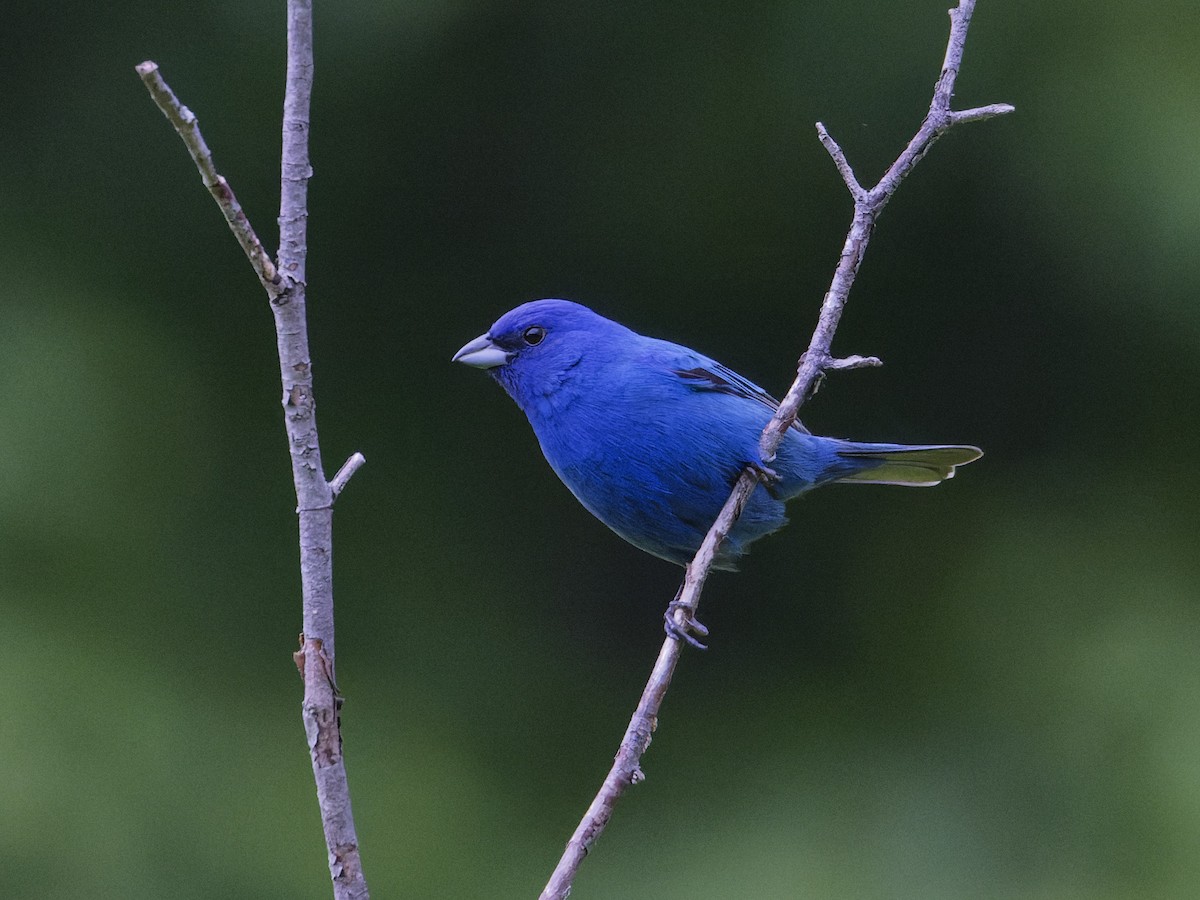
454, 300, 980, 573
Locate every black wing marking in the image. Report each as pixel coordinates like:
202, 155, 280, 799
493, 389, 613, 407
673, 364, 811, 435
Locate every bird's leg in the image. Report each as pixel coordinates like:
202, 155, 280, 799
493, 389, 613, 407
746, 459, 781, 499
664, 584, 710, 650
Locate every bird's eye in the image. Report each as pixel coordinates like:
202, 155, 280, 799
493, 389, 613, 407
523, 325, 546, 346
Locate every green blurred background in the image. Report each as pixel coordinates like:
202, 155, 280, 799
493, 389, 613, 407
3, 1, 1198, 897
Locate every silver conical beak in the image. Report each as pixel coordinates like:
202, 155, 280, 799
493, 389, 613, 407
452, 334, 511, 369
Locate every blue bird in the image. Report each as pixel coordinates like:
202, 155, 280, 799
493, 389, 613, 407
454, 299, 980, 577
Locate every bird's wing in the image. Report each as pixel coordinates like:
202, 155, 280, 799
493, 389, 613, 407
663, 348, 812, 435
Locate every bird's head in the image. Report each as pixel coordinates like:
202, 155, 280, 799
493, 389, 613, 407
453, 299, 631, 412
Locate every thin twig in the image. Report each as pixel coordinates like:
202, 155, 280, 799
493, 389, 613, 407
135, 2, 369, 897
816, 122, 865, 200
539, 2, 1012, 897
135, 62, 279, 289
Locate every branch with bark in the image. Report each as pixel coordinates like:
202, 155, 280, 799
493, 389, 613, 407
540, 2, 1013, 897
135, 2, 370, 898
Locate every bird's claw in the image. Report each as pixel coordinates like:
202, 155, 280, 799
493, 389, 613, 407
748, 461, 780, 485
664, 600, 710, 650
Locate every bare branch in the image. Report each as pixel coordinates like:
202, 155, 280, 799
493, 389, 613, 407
278, 0, 315, 284
951, 103, 1017, 125
816, 122, 865, 201
136, 2, 369, 897
330, 453, 367, 498
274, 3, 369, 897
134, 61, 279, 289
540, 2, 1012, 897
817, 353, 883, 371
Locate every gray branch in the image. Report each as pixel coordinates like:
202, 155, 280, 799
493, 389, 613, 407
136, 1, 369, 897
539, 2, 1013, 897
135, 62, 279, 289
331, 453, 368, 498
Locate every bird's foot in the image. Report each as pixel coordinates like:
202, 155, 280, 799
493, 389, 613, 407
664, 600, 710, 650
748, 460, 780, 485
746, 460, 782, 499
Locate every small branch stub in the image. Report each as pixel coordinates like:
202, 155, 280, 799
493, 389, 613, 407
330, 452, 367, 498
807, 352, 883, 372
951, 103, 1017, 125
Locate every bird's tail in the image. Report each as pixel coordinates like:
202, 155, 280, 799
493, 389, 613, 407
832, 442, 983, 486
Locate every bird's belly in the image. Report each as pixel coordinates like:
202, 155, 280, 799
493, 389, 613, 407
549, 447, 787, 568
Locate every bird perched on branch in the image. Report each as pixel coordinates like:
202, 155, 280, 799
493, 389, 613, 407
454, 298, 980, 580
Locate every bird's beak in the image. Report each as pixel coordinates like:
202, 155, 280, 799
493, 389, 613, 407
452, 333, 511, 369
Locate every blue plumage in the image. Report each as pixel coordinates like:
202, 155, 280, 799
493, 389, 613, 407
454, 300, 980, 570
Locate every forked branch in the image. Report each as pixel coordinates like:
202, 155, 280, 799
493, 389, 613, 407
540, 3, 1012, 897
136, 1, 368, 897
